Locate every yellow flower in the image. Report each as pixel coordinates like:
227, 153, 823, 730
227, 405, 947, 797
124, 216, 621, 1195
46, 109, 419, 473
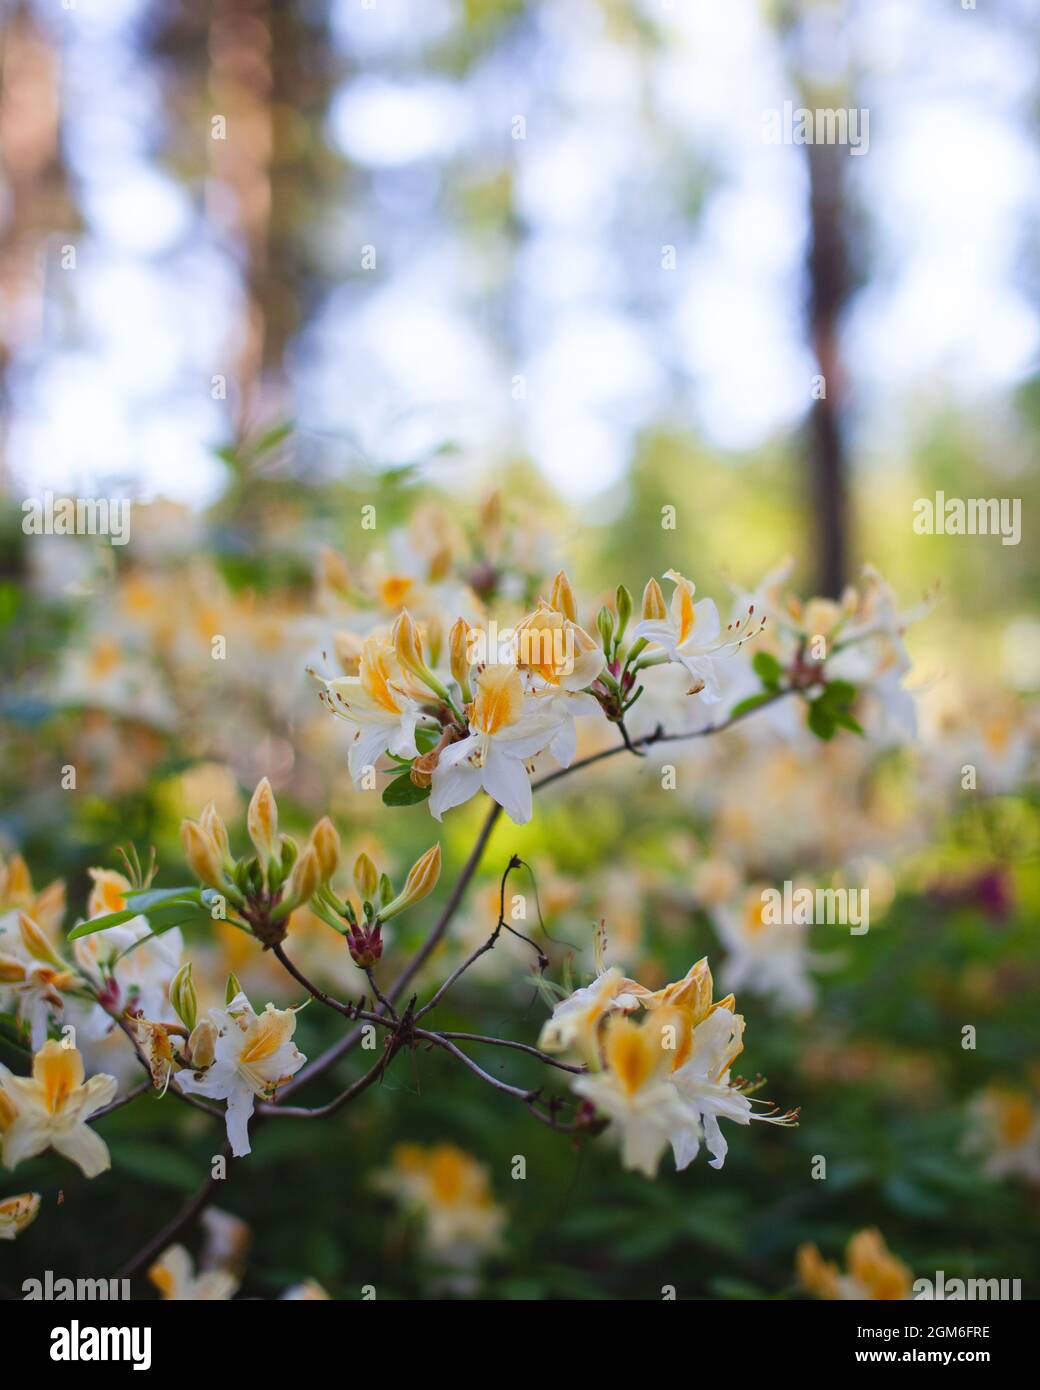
0, 1042, 117, 1179
798, 1229, 912, 1301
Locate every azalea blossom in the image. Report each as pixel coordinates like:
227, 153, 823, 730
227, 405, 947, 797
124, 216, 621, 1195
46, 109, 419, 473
429, 663, 563, 824
317, 635, 427, 785
175, 993, 305, 1157
797, 1228, 913, 1301
0, 1190, 40, 1240
0, 1041, 117, 1179
632, 569, 752, 703
550, 954, 796, 1176
711, 886, 818, 1014
964, 1087, 1040, 1182
572, 1012, 701, 1178
149, 1243, 239, 1301
537, 964, 648, 1064
374, 1142, 506, 1268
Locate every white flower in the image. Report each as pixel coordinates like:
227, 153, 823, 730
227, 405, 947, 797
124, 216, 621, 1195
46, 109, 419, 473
175, 994, 305, 1157
537, 965, 648, 1064
712, 888, 817, 1014
964, 1088, 1040, 1182
572, 1013, 700, 1179
148, 1244, 238, 1300
374, 1142, 507, 1268
669, 1007, 754, 1170
430, 664, 563, 825
319, 635, 426, 785
0, 1190, 40, 1239
632, 570, 743, 703
0, 1042, 117, 1179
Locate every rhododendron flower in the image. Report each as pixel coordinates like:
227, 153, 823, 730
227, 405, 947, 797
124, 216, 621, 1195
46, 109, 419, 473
797, 1228, 912, 1301
149, 1243, 238, 1300
550, 955, 796, 1176
712, 887, 818, 1014
538, 965, 648, 1063
319, 635, 426, 784
0, 1190, 40, 1239
0, 1042, 117, 1179
374, 1142, 506, 1268
964, 1087, 1040, 1181
669, 1006, 755, 1170
430, 664, 563, 824
632, 569, 743, 702
175, 993, 305, 1157
573, 1012, 701, 1178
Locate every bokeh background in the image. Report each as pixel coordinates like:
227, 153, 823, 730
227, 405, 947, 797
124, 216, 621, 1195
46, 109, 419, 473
1, 0, 1039, 1299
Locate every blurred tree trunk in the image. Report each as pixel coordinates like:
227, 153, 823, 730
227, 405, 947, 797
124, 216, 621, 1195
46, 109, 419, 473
805, 133, 851, 597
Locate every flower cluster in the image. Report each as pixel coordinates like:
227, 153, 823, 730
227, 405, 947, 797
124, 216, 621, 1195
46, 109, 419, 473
539, 949, 797, 1178
314, 568, 761, 825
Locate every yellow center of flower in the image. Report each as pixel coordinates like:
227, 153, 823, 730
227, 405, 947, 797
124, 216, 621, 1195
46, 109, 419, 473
429, 1146, 468, 1205
605, 1018, 656, 1097
88, 638, 122, 679
359, 641, 404, 715
472, 665, 523, 737
36, 1042, 83, 1115
380, 575, 414, 610
999, 1094, 1032, 1146
239, 1009, 293, 1066
676, 585, 697, 645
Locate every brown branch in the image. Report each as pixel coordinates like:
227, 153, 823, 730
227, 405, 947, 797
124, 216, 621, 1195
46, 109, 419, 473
117, 1141, 233, 1281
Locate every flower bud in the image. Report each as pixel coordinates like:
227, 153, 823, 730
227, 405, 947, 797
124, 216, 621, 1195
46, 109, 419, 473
391, 609, 428, 680
425, 612, 444, 669
225, 973, 243, 1005
187, 1019, 217, 1071
615, 584, 633, 637
170, 962, 198, 1031
309, 818, 340, 883
247, 777, 279, 866
180, 820, 226, 890
596, 606, 615, 651
199, 802, 230, 861
448, 616, 472, 689
380, 845, 441, 921
288, 845, 321, 906
18, 913, 63, 967
549, 569, 577, 623
641, 577, 667, 621
353, 852, 379, 902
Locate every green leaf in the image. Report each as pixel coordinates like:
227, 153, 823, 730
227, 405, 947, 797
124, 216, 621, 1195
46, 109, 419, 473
414, 725, 443, 754
751, 650, 783, 688
821, 679, 857, 707
832, 708, 865, 735
730, 692, 776, 718
382, 773, 431, 806
67, 886, 217, 940
807, 700, 836, 740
